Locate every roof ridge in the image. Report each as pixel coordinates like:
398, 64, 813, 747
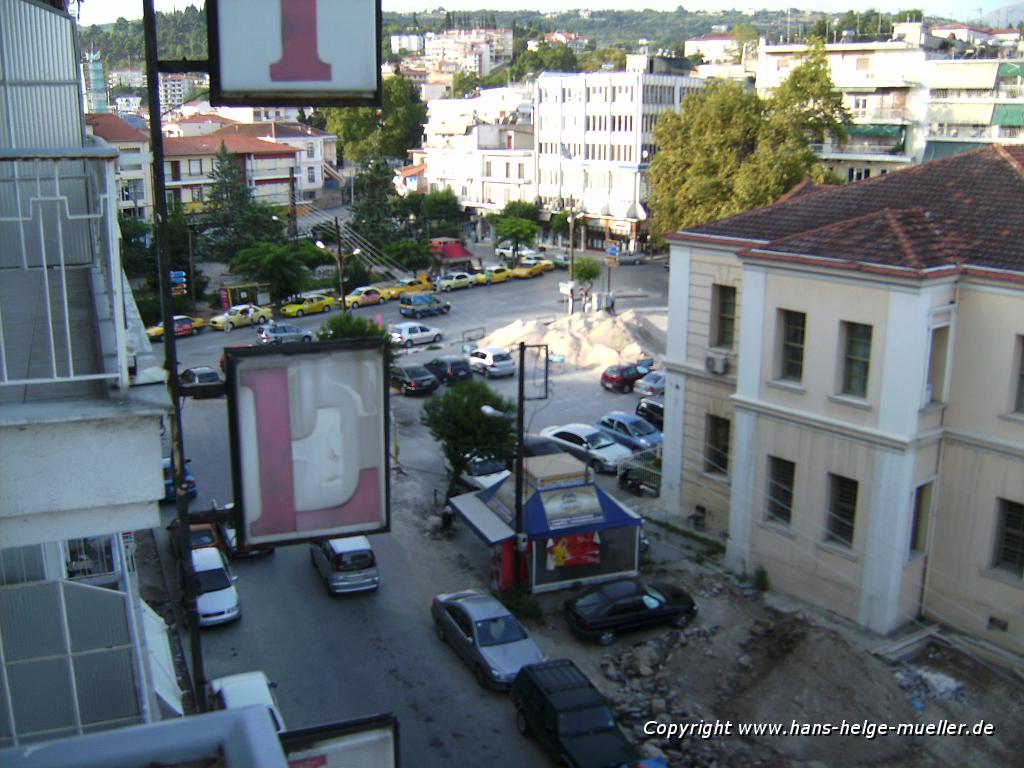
995, 144, 1024, 179
884, 208, 925, 269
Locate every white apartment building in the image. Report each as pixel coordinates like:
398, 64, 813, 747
684, 33, 738, 64
391, 34, 423, 54
661, 145, 1024, 655
164, 112, 237, 137
423, 29, 513, 77
115, 95, 142, 114
108, 67, 146, 89
534, 70, 703, 253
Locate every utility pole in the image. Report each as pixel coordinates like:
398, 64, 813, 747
333, 216, 347, 310
288, 166, 298, 238
186, 225, 196, 311
513, 341, 525, 591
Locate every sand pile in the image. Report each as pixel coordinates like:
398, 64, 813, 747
477, 309, 652, 370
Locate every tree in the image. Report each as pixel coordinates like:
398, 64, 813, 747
494, 217, 540, 263
350, 158, 400, 246
499, 200, 540, 222
119, 214, 151, 278
324, 75, 427, 163
450, 71, 482, 98
579, 47, 626, 72
317, 311, 390, 343
383, 239, 432, 272
422, 379, 516, 503
232, 243, 309, 305
570, 255, 602, 295
766, 40, 848, 145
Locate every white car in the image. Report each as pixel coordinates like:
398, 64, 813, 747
495, 245, 538, 260
208, 671, 286, 733
449, 455, 511, 490
192, 546, 240, 627
467, 347, 516, 378
390, 321, 443, 348
539, 423, 633, 474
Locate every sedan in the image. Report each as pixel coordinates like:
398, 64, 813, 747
435, 272, 474, 292
600, 364, 647, 394
522, 433, 566, 458
432, 589, 545, 689
344, 286, 383, 309
209, 304, 273, 331
280, 294, 336, 317
389, 321, 442, 348
634, 370, 666, 397
564, 578, 697, 646
510, 262, 543, 279
390, 364, 440, 396
377, 277, 429, 300
178, 366, 225, 398
539, 424, 633, 473
595, 411, 662, 452
424, 355, 472, 385
257, 323, 313, 344
146, 314, 205, 341
484, 265, 511, 284
519, 256, 554, 272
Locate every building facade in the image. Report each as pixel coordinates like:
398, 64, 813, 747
85, 112, 155, 221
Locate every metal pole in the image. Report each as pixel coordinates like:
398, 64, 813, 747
187, 227, 196, 311
567, 202, 576, 316
142, 0, 207, 711
514, 341, 526, 590
288, 166, 298, 238
334, 216, 347, 311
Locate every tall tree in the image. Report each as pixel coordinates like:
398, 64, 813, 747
350, 158, 400, 246
494, 217, 540, 263
232, 243, 309, 305
324, 75, 427, 163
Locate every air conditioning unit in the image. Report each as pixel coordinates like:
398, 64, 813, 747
705, 349, 729, 375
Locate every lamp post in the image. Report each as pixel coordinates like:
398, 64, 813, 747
566, 202, 585, 315
317, 220, 359, 311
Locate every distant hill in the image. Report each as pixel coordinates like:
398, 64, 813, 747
984, 3, 1024, 27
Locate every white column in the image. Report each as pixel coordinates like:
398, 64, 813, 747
858, 448, 916, 633
726, 408, 758, 575
877, 289, 929, 434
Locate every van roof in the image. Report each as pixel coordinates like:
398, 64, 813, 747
326, 535, 372, 554
191, 546, 226, 571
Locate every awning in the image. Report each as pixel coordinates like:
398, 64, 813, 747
451, 490, 514, 544
141, 600, 184, 716
927, 102, 994, 125
840, 86, 878, 93
521, 482, 641, 539
998, 62, 1024, 78
926, 61, 998, 89
846, 124, 903, 138
922, 141, 987, 162
993, 104, 1024, 126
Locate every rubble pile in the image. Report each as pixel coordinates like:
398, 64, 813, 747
894, 664, 970, 705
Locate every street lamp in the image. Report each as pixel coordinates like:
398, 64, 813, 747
566, 202, 586, 315
316, 221, 360, 310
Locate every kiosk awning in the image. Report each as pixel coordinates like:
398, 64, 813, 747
451, 490, 514, 544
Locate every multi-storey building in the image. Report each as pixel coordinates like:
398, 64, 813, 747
80, 50, 108, 114
115, 95, 143, 114
1, 0, 180, 744
164, 112, 238, 138
158, 72, 197, 111
684, 33, 738, 64
390, 33, 423, 54
85, 112, 154, 221
423, 29, 513, 77
534, 70, 703, 253
163, 135, 299, 210
108, 67, 146, 89
662, 145, 1024, 655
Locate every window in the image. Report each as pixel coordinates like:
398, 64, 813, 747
994, 499, 1024, 577
925, 326, 950, 404
704, 415, 730, 475
766, 457, 795, 525
780, 310, 806, 381
307, 166, 316, 184
910, 483, 932, 555
856, 56, 869, 71
306, 142, 315, 159
1015, 336, 1024, 413
0, 544, 46, 585
826, 474, 858, 547
841, 322, 872, 397
188, 159, 203, 175
712, 285, 737, 348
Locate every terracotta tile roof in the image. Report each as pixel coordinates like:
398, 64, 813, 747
85, 113, 148, 143
398, 163, 425, 178
164, 135, 299, 157
210, 121, 334, 139
673, 145, 1024, 276
172, 113, 237, 124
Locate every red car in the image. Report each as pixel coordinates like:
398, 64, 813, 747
600, 363, 649, 394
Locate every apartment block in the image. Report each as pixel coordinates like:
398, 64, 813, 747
85, 112, 155, 221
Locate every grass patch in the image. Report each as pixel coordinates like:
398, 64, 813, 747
646, 517, 725, 558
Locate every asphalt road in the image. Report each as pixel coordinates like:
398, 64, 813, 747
159, 260, 669, 765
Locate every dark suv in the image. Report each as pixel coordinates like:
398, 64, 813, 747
424, 355, 472, 385
511, 660, 638, 768
635, 397, 663, 430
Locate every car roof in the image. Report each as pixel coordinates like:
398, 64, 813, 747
188, 365, 218, 375
550, 423, 599, 437
191, 546, 226, 571
209, 671, 274, 709
639, 396, 664, 406
478, 346, 507, 355
431, 355, 463, 363
603, 410, 642, 423
326, 535, 372, 553
440, 589, 511, 621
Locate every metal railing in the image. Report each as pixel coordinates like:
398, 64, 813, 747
618, 445, 662, 497
0, 141, 129, 398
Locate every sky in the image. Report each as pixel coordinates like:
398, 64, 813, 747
74, 1, 992, 28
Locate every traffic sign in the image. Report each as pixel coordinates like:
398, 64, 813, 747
169, 271, 186, 285
171, 285, 187, 297
605, 244, 619, 258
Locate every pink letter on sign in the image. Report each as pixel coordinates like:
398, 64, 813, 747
269, 0, 331, 82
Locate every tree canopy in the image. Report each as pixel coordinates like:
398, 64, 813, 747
324, 76, 427, 163
232, 243, 309, 305
649, 41, 847, 234
349, 158, 400, 246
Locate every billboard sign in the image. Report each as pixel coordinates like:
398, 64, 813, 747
208, 0, 383, 107
225, 338, 390, 547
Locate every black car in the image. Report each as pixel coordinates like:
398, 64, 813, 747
178, 366, 225, 398
424, 355, 472, 385
522, 433, 566, 458
564, 578, 696, 646
635, 396, 664, 430
391, 364, 440, 396
511, 660, 639, 768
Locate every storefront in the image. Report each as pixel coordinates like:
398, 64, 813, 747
452, 454, 643, 595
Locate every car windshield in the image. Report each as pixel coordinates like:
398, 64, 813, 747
474, 616, 527, 647
405, 366, 431, 378
524, 438, 561, 456
196, 371, 220, 383
492, 353, 512, 363
227, 308, 242, 316
572, 591, 607, 618
631, 419, 657, 436
471, 458, 506, 476
336, 550, 375, 571
559, 705, 615, 736
195, 568, 231, 594
588, 432, 615, 449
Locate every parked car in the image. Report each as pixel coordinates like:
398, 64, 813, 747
192, 546, 241, 627
538, 424, 632, 473
615, 251, 645, 265
309, 536, 380, 594
600, 363, 648, 394
424, 355, 472, 385
467, 347, 516, 378
207, 671, 286, 733
484, 265, 511, 284
435, 272, 475, 292
146, 314, 205, 341
469, 270, 489, 286
510, 262, 543, 279
377, 277, 429, 300
456, 455, 510, 490
344, 286, 383, 309
522, 433, 567, 458
595, 411, 663, 452
390, 364, 440, 396
495, 245, 537, 260
519, 256, 554, 272
432, 589, 544, 689
257, 322, 313, 344
564, 578, 696, 646
161, 457, 197, 503
635, 397, 664, 430
634, 370, 665, 397
178, 366, 225, 398
209, 304, 273, 331
166, 520, 222, 561
399, 293, 450, 318
548, 252, 571, 270
280, 294, 336, 317
216, 518, 275, 558
511, 659, 639, 768
389, 321, 442, 348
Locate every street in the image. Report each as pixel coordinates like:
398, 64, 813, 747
161, 261, 669, 765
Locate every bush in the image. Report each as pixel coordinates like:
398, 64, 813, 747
754, 565, 770, 592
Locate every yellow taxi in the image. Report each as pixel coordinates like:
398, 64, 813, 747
520, 256, 555, 272
376, 277, 430, 301
209, 304, 274, 331
146, 315, 206, 341
280, 294, 337, 317
344, 286, 384, 309
510, 262, 544, 279
484, 266, 511, 284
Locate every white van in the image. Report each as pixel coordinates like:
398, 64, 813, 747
192, 547, 240, 627
208, 671, 286, 733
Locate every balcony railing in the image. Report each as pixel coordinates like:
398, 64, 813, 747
0, 140, 129, 403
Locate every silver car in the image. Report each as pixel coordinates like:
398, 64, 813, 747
539, 423, 633, 473
390, 321, 442, 348
634, 370, 666, 397
467, 346, 516, 378
431, 589, 545, 689
257, 322, 312, 344
309, 536, 379, 594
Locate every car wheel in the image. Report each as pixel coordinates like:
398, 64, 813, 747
302, 336, 312, 343
622, 384, 633, 394
378, 296, 387, 303
597, 629, 616, 646
224, 322, 233, 331
515, 708, 530, 736
258, 316, 268, 324
404, 339, 413, 349
432, 334, 441, 343
443, 285, 451, 292
434, 619, 446, 642
322, 305, 331, 312
474, 665, 489, 688
671, 611, 694, 629
296, 309, 304, 317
